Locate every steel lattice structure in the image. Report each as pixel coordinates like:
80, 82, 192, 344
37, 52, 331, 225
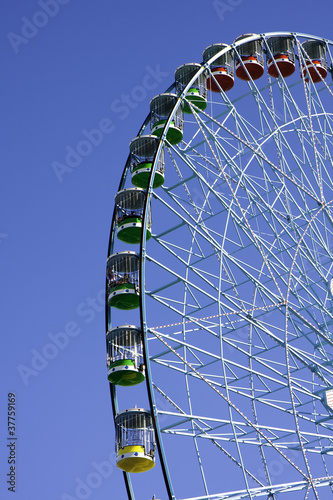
106, 32, 333, 500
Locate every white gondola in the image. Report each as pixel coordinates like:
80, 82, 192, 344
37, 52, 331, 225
106, 251, 140, 310
115, 408, 156, 473
115, 188, 152, 244
234, 34, 264, 81
266, 36, 295, 78
107, 325, 145, 386
301, 39, 327, 83
150, 93, 183, 145
130, 135, 165, 189
203, 43, 234, 92
175, 63, 207, 113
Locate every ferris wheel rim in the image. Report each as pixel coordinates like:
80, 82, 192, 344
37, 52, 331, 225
107, 31, 333, 500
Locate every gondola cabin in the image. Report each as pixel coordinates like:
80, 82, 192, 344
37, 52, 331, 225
234, 34, 264, 81
115, 188, 152, 244
203, 43, 234, 92
115, 408, 156, 473
175, 63, 207, 113
302, 40, 327, 83
130, 135, 165, 189
107, 326, 145, 386
107, 252, 140, 310
266, 36, 295, 78
150, 93, 183, 145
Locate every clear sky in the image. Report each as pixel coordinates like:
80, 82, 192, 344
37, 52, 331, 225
1, 1, 333, 499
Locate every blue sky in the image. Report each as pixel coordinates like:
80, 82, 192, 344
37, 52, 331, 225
1, 1, 333, 499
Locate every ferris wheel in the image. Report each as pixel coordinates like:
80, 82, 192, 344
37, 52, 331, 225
105, 32, 333, 500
